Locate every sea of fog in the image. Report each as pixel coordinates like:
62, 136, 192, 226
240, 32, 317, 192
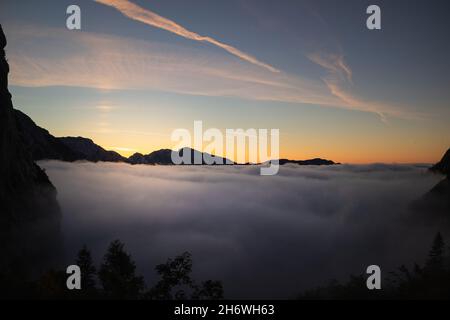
39, 161, 446, 298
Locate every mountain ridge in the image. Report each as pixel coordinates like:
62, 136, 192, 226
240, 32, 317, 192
412, 147, 450, 218
15, 108, 338, 167
430, 148, 450, 176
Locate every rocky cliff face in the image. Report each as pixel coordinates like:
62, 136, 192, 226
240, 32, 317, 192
58, 136, 126, 162
431, 148, 450, 176
0, 25, 61, 279
411, 148, 450, 222
14, 109, 126, 162
14, 109, 80, 161
422, 149, 450, 217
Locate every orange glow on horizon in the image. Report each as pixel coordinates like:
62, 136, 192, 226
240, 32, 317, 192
104, 143, 445, 165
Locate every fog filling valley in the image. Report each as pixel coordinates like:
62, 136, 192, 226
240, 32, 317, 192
39, 161, 446, 298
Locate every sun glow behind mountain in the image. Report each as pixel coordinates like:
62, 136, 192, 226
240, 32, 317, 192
1, 0, 449, 163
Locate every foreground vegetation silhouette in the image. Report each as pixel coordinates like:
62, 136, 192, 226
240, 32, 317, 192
0, 240, 223, 300
2, 233, 450, 299
299, 232, 450, 300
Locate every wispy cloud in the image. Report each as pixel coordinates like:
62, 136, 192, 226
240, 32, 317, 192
309, 53, 352, 83
7, 25, 421, 120
308, 52, 424, 120
95, 0, 279, 73
7, 26, 342, 107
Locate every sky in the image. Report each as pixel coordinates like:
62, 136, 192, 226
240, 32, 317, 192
1, 0, 449, 163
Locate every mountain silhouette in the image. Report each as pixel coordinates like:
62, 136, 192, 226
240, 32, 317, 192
128, 149, 175, 165
0, 25, 61, 278
277, 158, 338, 166
15, 109, 126, 162
423, 148, 450, 214
14, 109, 80, 161
412, 148, 450, 219
15, 112, 337, 167
430, 148, 450, 176
58, 137, 126, 162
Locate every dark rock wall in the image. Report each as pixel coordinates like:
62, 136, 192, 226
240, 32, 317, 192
0, 24, 62, 279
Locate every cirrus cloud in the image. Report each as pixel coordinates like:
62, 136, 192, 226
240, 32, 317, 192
6, 23, 421, 120
94, 0, 280, 73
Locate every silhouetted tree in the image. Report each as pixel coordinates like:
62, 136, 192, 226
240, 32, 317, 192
299, 275, 380, 300
147, 252, 194, 300
424, 232, 445, 275
75, 245, 97, 298
300, 232, 450, 300
147, 252, 224, 300
1, 240, 225, 300
192, 280, 224, 300
98, 240, 144, 299
383, 233, 450, 299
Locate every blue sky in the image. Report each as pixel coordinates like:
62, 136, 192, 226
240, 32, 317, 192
1, 0, 449, 162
